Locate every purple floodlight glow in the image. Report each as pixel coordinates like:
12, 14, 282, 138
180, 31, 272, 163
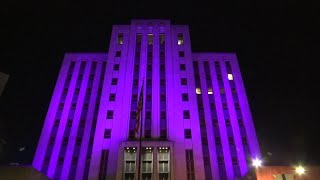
33, 20, 260, 180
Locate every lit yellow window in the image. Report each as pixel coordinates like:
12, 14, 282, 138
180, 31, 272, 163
196, 88, 201, 94
228, 74, 234, 80
208, 88, 213, 94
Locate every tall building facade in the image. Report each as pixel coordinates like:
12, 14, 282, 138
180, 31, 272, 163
33, 20, 261, 180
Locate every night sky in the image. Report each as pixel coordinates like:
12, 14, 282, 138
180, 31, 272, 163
1, 0, 320, 167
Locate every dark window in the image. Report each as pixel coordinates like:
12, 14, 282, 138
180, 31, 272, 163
223, 103, 228, 109
234, 103, 240, 109
147, 78, 152, 85
160, 51, 165, 57
242, 137, 248, 144
104, 129, 111, 138
238, 119, 243, 126
218, 157, 224, 165
146, 111, 151, 119
160, 79, 165, 85
210, 103, 215, 110
160, 129, 167, 138
132, 94, 138, 101
133, 78, 138, 85
83, 103, 89, 109
182, 93, 189, 101
117, 33, 123, 44
217, 74, 222, 79
179, 51, 184, 57
63, 137, 68, 145
63, 88, 68, 94
113, 64, 120, 70
58, 157, 64, 165
232, 157, 238, 165
74, 88, 80, 94
147, 64, 152, 70
89, 73, 95, 80
109, 93, 116, 101
215, 137, 221, 145
212, 119, 218, 127
67, 119, 72, 127
183, 110, 190, 119
231, 88, 237, 93
134, 64, 139, 70
131, 111, 137, 119
79, 120, 85, 128
181, 78, 187, 85
71, 103, 76, 109
54, 119, 60, 126
146, 94, 151, 101
115, 51, 121, 57
160, 64, 165, 70
180, 64, 186, 70
111, 78, 118, 85
72, 156, 78, 165
160, 111, 166, 119
86, 88, 92, 94
107, 110, 114, 119
229, 137, 234, 145
225, 119, 231, 126
160, 94, 166, 101
145, 130, 151, 138
184, 129, 192, 139
76, 137, 82, 146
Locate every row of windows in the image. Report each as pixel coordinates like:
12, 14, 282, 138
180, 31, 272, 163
117, 33, 183, 46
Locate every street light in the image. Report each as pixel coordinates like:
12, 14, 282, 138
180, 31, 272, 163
295, 165, 305, 175
252, 158, 262, 168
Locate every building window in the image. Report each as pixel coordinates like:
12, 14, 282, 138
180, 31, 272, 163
228, 74, 234, 80
74, 87, 80, 94
76, 137, 82, 146
180, 64, 186, 70
134, 64, 139, 71
208, 88, 213, 94
124, 147, 137, 179
71, 103, 76, 109
178, 33, 183, 45
225, 119, 231, 126
182, 93, 189, 101
115, 51, 121, 57
132, 94, 138, 101
217, 74, 222, 79
104, 129, 111, 138
147, 78, 152, 85
160, 33, 165, 44
229, 137, 234, 145
210, 103, 215, 110
231, 88, 236, 94
186, 150, 195, 180
133, 79, 138, 85
160, 94, 166, 101
223, 103, 228, 109
146, 94, 151, 101
234, 103, 240, 109
183, 110, 190, 119
238, 119, 243, 126
109, 93, 116, 101
117, 33, 123, 44
63, 137, 68, 145
181, 78, 187, 85
232, 157, 238, 165
72, 156, 78, 165
111, 78, 118, 85
196, 88, 201, 94
67, 119, 72, 127
158, 147, 170, 179
212, 119, 218, 127
160, 64, 165, 70
148, 34, 153, 45
184, 129, 192, 139
218, 156, 224, 165
220, 88, 225, 94
107, 110, 114, 119
142, 148, 153, 178
146, 111, 151, 119
113, 64, 120, 70
179, 51, 185, 57
58, 157, 64, 165
160, 78, 165, 85
215, 137, 221, 145
54, 119, 60, 126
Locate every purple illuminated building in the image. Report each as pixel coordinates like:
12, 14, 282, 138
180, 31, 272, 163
33, 20, 261, 180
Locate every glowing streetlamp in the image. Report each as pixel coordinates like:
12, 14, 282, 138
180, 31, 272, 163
295, 165, 305, 175
252, 158, 262, 168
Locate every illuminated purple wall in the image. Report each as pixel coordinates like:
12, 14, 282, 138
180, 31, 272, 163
33, 20, 260, 180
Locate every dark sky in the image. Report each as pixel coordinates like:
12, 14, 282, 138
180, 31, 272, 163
1, 0, 320, 166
